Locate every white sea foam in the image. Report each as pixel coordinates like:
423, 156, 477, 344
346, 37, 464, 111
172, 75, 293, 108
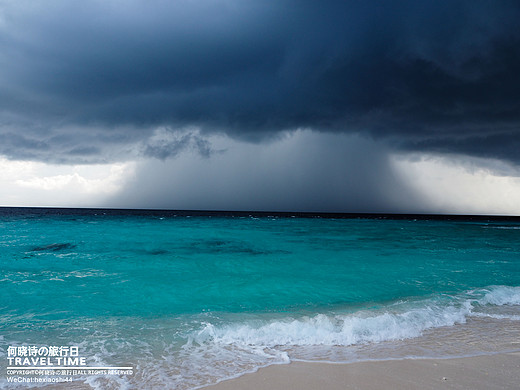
477, 285, 520, 306
161, 286, 520, 389
470, 312, 520, 321
1, 286, 518, 390
190, 302, 473, 349
181, 286, 520, 368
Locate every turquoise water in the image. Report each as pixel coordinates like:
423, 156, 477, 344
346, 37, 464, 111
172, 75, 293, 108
1, 209, 519, 388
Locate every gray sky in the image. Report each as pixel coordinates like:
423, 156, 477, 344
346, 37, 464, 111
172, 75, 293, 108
1, 0, 520, 213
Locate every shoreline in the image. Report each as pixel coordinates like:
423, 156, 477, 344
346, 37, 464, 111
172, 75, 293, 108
205, 352, 520, 390
32, 351, 520, 390
13, 315, 520, 389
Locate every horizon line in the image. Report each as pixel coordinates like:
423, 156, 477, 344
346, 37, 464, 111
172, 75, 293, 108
0, 206, 519, 221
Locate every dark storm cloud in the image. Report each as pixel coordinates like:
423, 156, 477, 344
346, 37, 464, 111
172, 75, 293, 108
142, 129, 214, 160
1, 0, 520, 163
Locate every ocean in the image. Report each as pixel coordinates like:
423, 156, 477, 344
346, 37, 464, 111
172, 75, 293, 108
1, 208, 519, 389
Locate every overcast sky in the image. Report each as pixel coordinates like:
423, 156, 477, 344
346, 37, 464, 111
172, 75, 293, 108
1, 0, 519, 214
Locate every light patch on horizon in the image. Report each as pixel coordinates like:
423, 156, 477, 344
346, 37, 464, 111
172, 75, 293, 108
393, 155, 520, 215
0, 157, 135, 207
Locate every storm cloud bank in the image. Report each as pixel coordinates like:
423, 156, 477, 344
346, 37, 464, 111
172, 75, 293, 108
1, 0, 520, 164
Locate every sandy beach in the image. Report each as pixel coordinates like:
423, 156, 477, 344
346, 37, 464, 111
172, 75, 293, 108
206, 352, 520, 390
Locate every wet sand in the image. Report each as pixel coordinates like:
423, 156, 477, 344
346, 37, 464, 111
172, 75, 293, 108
206, 352, 520, 390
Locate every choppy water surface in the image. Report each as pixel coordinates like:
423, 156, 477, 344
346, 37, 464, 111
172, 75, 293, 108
1, 209, 519, 389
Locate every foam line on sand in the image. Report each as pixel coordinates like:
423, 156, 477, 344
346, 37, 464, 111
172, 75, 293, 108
205, 352, 520, 390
